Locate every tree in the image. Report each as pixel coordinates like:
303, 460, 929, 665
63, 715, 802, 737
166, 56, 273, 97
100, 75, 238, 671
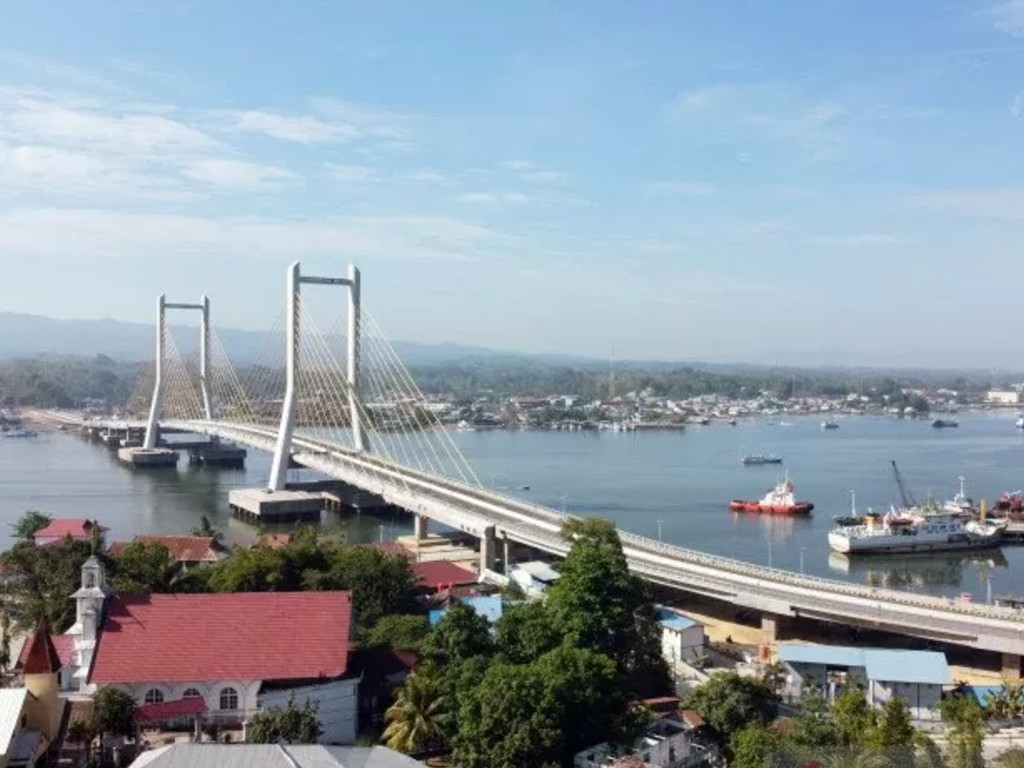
940, 694, 985, 768
494, 601, 560, 664
207, 546, 289, 593
683, 672, 779, 736
546, 518, 669, 697
93, 687, 136, 742
364, 614, 430, 652
108, 541, 178, 594
832, 686, 875, 747
789, 697, 841, 749
11, 511, 51, 541
383, 667, 453, 755
731, 724, 787, 768
248, 694, 323, 744
0, 538, 93, 631
421, 601, 494, 666
190, 515, 223, 543
863, 697, 916, 768
996, 747, 1024, 768
305, 546, 418, 629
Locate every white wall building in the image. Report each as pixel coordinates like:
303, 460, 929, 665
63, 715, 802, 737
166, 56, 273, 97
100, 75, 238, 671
656, 608, 705, 664
986, 390, 1020, 406
574, 718, 711, 768
508, 560, 560, 597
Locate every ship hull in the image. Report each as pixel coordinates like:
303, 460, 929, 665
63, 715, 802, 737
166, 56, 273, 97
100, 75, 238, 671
729, 500, 814, 515
828, 531, 1003, 554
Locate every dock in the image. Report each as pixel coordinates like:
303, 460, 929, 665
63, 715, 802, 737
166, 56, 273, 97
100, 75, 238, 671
117, 447, 179, 468
228, 488, 326, 523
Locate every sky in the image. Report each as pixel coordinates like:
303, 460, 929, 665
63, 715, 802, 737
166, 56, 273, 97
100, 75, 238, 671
0, 1, 1023, 367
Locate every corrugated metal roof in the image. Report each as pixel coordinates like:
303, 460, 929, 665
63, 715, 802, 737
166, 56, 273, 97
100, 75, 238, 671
777, 643, 866, 668
0, 688, 27, 756
127, 744, 425, 767
864, 649, 950, 685
514, 561, 560, 582
655, 607, 699, 631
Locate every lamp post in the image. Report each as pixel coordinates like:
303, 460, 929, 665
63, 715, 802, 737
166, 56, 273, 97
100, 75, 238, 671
799, 547, 806, 575
657, 519, 664, 542
767, 540, 773, 569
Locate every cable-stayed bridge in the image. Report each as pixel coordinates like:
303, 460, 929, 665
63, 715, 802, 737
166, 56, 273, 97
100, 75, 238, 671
38, 262, 1024, 671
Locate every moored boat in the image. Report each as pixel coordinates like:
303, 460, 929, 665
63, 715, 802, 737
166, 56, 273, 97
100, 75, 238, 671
828, 509, 1005, 554
742, 454, 783, 466
729, 478, 814, 515
3, 429, 38, 438
821, 420, 839, 430
931, 418, 958, 428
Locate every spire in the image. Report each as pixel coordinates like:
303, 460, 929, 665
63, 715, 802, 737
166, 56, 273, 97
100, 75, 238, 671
21, 617, 62, 675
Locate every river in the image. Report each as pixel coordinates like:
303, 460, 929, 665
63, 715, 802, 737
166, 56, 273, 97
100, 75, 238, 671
3, 412, 1023, 601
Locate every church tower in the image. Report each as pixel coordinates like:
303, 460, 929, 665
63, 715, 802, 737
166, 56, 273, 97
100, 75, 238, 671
21, 618, 65, 744
69, 556, 108, 691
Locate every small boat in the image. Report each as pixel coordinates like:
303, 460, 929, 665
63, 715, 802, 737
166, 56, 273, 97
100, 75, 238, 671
729, 477, 814, 515
727, 418, 738, 426
932, 418, 958, 428
1015, 414, 1023, 430
742, 454, 783, 466
3, 429, 38, 438
821, 420, 839, 430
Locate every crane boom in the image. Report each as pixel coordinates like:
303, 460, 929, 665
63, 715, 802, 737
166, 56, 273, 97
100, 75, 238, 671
891, 460, 917, 508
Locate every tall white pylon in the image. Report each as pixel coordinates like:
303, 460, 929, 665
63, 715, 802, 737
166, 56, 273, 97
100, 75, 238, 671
267, 261, 365, 492
142, 295, 214, 449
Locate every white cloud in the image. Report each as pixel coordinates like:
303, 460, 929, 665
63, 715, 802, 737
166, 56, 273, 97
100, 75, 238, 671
913, 188, 1024, 219
986, 0, 1024, 36
0, 208, 501, 263
183, 158, 294, 191
230, 110, 359, 143
457, 191, 538, 204
326, 164, 380, 183
398, 168, 454, 185
810, 234, 908, 246
519, 169, 569, 185
641, 180, 716, 196
498, 160, 537, 171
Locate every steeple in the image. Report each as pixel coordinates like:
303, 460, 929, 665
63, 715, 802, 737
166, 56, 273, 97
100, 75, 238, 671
21, 618, 61, 675
22, 617, 65, 743
69, 555, 108, 691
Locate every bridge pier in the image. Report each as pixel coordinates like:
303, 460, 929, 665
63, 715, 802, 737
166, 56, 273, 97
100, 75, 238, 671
413, 514, 429, 541
479, 525, 496, 573
502, 534, 511, 574
1002, 652, 1021, 682
760, 613, 790, 646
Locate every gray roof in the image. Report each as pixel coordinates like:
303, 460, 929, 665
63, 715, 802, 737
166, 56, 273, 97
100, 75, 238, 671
129, 744, 425, 768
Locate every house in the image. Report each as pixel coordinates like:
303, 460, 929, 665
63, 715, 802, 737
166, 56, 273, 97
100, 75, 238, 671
65, 557, 360, 743
107, 536, 225, 567
777, 643, 950, 720
573, 718, 712, 768
32, 519, 107, 548
429, 595, 504, 627
655, 608, 705, 664
507, 560, 560, 596
411, 560, 477, 594
128, 744, 425, 767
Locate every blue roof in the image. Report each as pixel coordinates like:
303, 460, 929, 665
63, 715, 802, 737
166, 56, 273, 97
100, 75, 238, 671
778, 643, 949, 685
864, 649, 950, 685
655, 607, 699, 631
429, 596, 504, 627
964, 685, 1003, 707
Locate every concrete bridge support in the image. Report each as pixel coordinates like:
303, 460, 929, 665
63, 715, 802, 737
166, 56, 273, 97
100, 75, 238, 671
479, 525, 496, 573
761, 613, 790, 646
502, 534, 512, 574
413, 514, 429, 541
1003, 652, 1021, 682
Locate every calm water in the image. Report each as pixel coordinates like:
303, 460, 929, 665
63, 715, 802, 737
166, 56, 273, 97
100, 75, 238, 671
3, 412, 1024, 601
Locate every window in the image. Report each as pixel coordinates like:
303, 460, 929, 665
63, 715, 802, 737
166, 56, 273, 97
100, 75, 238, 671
182, 688, 202, 700
85, 572, 95, 588
144, 688, 164, 705
219, 687, 239, 711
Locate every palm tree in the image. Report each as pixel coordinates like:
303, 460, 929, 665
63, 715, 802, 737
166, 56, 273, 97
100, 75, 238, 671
382, 669, 452, 755
191, 515, 223, 544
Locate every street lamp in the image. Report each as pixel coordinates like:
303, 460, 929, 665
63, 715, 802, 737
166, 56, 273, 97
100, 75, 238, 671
799, 547, 806, 575
559, 495, 570, 514
657, 519, 664, 542
767, 540, 773, 569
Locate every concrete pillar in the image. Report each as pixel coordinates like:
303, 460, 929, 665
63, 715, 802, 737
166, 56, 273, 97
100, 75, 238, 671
199, 294, 213, 421
413, 514, 428, 541
479, 525, 496, 574
1002, 652, 1021, 682
269, 262, 300, 491
347, 264, 365, 452
143, 294, 166, 449
502, 534, 512, 574
761, 614, 787, 645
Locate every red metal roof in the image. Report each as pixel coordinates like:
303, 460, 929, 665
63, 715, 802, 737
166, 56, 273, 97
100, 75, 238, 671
20, 620, 63, 674
89, 592, 352, 685
135, 697, 208, 723
109, 536, 222, 564
18, 633, 73, 670
411, 560, 477, 590
33, 519, 107, 541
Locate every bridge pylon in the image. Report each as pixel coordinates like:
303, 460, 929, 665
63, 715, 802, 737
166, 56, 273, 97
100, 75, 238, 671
267, 261, 366, 492
143, 294, 214, 449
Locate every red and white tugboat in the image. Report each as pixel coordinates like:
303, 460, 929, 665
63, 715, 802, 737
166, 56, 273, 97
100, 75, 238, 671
730, 476, 814, 516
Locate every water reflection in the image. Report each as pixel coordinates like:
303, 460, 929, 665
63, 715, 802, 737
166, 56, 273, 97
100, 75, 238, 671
827, 549, 1008, 590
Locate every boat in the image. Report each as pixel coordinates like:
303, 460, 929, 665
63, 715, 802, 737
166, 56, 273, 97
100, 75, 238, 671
821, 421, 839, 430
828, 509, 1005, 554
727, 419, 737, 426
729, 477, 814, 515
3, 429, 38, 438
941, 476, 975, 517
1016, 414, 1024, 430
931, 418, 958, 428
742, 454, 783, 466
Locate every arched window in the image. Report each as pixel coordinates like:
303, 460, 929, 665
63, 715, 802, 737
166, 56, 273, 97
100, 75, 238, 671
182, 688, 202, 700
144, 688, 164, 705
219, 687, 238, 711
85, 572, 95, 588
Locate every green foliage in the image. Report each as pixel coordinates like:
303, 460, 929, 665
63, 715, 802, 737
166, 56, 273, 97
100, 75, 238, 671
547, 518, 669, 696
493, 601, 560, 664
66, 718, 95, 746
248, 694, 323, 744
682, 671, 778, 736
383, 667, 453, 755
730, 724, 787, 768
190, 515, 223, 543
996, 747, 1024, 768
940, 694, 985, 768
11, 511, 51, 540
108, 541, 178, 595
832, 686, 875, 747
421, 601, 494, 666
0, 538, 93, 631
304, 545, 418, 628
983, 684, 1024, 721
364, 614, 430, 652
207, 546, 289, 592
789, 697, 842, 749
93, 687, 137, 739
0, 355, 139, 408
863, 697, 916, 749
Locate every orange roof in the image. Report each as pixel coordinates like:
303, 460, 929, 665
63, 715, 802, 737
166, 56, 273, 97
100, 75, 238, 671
109, 536, 222, 564
20, 619, 63, 674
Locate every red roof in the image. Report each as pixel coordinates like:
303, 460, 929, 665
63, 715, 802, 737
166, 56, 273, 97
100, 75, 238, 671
18, 633, 73, 670
679, 709, 706, 729
411, 560, 477, 590
109, 536, 222, 564
34, 519, 107, 541
89, 592, 352, 685
135, 697, 208, 723
20, 620, 63, 674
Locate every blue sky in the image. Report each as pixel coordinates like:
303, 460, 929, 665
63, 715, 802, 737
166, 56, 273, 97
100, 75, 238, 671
1, 1, 1023, 366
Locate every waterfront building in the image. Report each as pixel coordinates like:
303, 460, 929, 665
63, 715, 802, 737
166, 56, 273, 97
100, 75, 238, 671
32, 519, 106, 548
655, 607, 705, 664
986, 390, 1020, 406
777, 643, 949, 720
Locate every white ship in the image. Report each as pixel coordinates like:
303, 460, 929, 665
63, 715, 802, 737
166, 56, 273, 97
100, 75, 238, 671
828, 509, 1005, 554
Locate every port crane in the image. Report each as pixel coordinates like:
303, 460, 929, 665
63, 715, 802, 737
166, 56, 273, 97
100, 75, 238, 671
891, 460, 917, 508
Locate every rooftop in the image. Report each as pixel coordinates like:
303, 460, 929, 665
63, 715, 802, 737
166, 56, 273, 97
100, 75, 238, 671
429, 595, 504, 627
778, 643, 950, 685
512, 560, 560, 582
19, 619, 63, 674
128, 744, 425, 768
655, 607, 699, 631
411, 560, 477, 590
33, 518, 107, 541
90, 591, 352, 685
109, 536, 223, 564
0, 688, 27, 757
